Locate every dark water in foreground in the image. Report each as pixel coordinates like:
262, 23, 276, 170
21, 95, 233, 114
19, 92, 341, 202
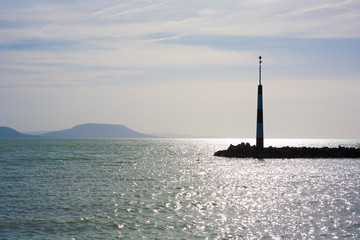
1, 139, 360, 239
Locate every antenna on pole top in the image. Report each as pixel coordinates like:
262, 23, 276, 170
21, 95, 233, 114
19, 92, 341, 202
259, 56, 262, 85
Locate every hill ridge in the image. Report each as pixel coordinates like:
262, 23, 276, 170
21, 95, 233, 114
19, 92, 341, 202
0, 126, 40, 139
40, 123, 154, 139
0, 123, 154, 139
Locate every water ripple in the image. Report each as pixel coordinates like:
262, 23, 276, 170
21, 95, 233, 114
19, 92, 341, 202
1, 139, 360, 239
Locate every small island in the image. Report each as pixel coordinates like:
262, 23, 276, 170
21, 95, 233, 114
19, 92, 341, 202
214, 142, 360, 159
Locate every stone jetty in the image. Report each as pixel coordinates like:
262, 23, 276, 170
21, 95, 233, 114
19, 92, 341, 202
214, 142, 360, 159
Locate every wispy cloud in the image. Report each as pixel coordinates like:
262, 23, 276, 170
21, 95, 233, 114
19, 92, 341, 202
290, 0, 355, 16
0, 40, 256, 89
96, 2, 169, 19
0, 0, 359, 86
1, 0, 359, 42
93, 3, 130, 16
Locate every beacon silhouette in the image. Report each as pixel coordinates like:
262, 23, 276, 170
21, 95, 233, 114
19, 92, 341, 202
256, 56, 264, 149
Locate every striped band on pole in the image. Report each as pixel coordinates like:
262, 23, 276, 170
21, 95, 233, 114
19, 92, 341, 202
256, 84, 263, 149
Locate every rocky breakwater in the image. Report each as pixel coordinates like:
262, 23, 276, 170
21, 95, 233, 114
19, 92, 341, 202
214, 142, 360, 159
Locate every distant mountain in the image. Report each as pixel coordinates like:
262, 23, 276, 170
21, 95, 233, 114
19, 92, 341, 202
0, 127, 40, 139
40, 123, 155, 139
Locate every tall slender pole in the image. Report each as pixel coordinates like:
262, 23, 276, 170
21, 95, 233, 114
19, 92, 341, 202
256, 56, 264, 150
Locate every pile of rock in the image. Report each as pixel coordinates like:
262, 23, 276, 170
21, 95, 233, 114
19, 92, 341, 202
214, 142, 360, 159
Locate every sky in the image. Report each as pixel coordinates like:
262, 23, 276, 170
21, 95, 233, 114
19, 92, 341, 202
0, 0, 359, 138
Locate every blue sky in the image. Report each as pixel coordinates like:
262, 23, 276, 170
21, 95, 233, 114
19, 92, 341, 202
0, 0, 359, 138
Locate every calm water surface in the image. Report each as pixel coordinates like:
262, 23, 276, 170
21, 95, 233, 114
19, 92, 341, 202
0, 139, 360, 239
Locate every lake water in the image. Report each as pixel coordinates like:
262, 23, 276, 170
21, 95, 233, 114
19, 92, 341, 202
1, 138, 360, 239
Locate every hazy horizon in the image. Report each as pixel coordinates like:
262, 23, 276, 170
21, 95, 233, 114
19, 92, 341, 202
1, 1, 359, 139
2, 122, 359, 140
